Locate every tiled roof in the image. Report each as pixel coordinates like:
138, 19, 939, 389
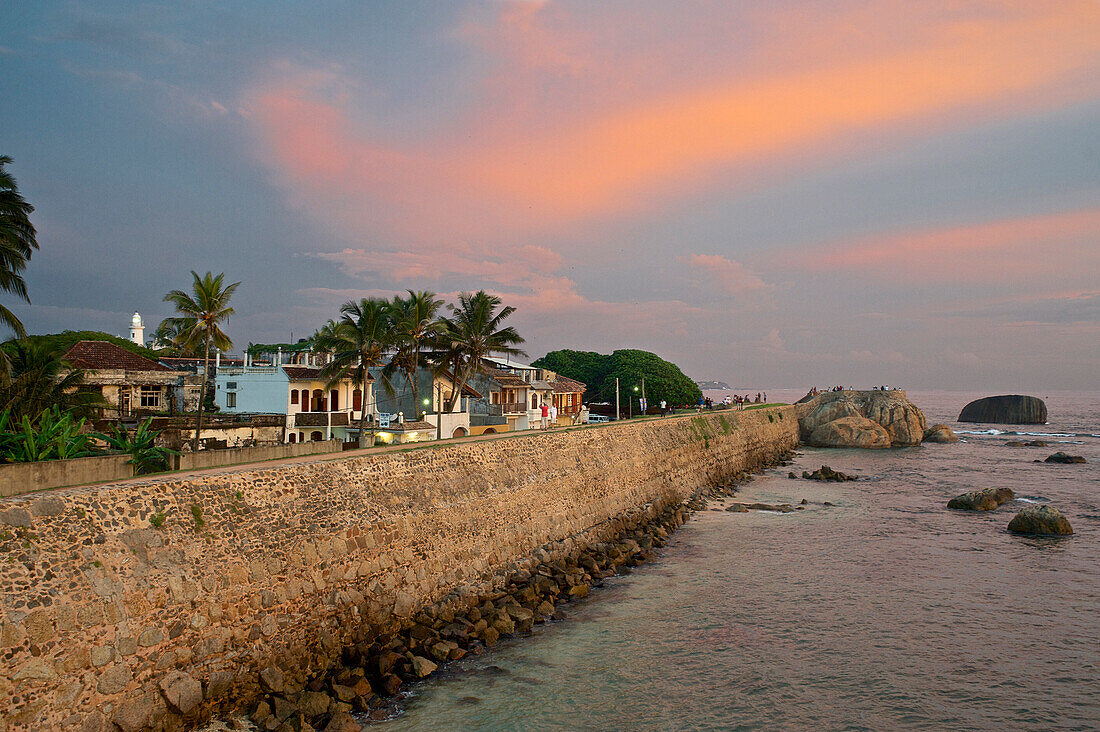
481, 366, 528, 388
63, 341, 170, 372
438, 369, 483, 398
282, 366, 373, 382
552, 375, 586, 393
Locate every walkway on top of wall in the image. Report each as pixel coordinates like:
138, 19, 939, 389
3, 406, 789, 498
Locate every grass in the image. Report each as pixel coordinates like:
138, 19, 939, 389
150, 511, 166, 529
190, 504, 205, 531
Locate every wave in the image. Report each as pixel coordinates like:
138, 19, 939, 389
1015, 496, 1050, 504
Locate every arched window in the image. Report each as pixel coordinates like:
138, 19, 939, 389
288, 433, 296, 443
330, 390, 339, 411
353, 389, 362, 411
312, 389, 323, 412
310, 431, 323, 442
290, 390, 298, 405
531, 395, 537, 409
301, 389, 310, 410
452, 427, 468, 438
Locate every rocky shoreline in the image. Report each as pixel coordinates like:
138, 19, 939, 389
229, 450, 794, 731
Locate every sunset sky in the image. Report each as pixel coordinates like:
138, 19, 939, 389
2, 1, 1098, 389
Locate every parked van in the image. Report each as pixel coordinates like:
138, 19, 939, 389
586, 414, 610, 423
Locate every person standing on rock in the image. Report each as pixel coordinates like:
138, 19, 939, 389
540, 402, 549, 429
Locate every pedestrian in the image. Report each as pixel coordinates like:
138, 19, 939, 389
549, 403, 558, 428
660, 399, 667, 414
540, 401, 549, 430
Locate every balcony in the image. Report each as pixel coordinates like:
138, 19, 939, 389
294, 412, 350, 428
501, 402, 527, 414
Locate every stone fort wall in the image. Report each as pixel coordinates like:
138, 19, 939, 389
0, 408, 798, 731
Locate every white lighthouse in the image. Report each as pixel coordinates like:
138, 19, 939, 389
129, 312, 145, 346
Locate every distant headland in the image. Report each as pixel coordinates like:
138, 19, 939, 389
696, 380, 731, 390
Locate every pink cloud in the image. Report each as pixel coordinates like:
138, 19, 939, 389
682, 254, 769, 295
798, 207, 1100, 282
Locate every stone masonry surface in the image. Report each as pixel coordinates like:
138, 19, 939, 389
0, 408, 798, 731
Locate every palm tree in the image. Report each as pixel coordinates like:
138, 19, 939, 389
163, 271, 239, 451
0, 341, 103, 423
436, 291, 526, 411
0, 156, 40, 379
315, 298, 393, 447
389, 290, 444, 412
150, 316, 199, 355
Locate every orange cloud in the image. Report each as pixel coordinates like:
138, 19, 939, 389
247, 2, 1099, 247
800, 207, 1100, 281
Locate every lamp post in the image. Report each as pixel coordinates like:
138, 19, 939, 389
436, 382, 443, 440
615, 377, 620, 421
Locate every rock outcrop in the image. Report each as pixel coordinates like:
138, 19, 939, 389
923, 424, 959, 443
947, 487, 1014, 511
798, 390, 926, 448
1007, 505, 1073, 536
801, 465, 857, 481
1044, 452, 1086, 464
958, 395, 1047, 424
808, 416, 892, 449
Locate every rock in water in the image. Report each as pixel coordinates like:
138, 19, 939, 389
947, 487, 1015, 511
808, 416, 892, 449
1044, 452, 1086, 464
923, 424, 959, 443
797, 390, 926, 447
1007, 505, 1073, 535
958, 395, 1047, 424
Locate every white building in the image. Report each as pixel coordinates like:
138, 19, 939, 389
129, 312, 145, 346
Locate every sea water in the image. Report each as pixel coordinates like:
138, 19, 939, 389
380, 390, 1100, 731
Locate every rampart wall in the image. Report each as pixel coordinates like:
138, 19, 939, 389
0, 408, 798, 730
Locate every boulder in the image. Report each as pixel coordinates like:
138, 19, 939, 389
803, 465, 857, 481
808, 416, 892, 449
923, 424, 959, 443
958, 395, 1047, 424
1044, 452, 1086, 464
947, 487, 1014, 511
1024, 440, 1048, 447
1007, 505, 1073, 536
797, 390, 926, 447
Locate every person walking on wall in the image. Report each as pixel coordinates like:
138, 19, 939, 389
540, 401, 549, 430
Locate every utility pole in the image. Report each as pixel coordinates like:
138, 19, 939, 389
642, 377, 646, 415
615, 377, 620, 421
436, 382, 443, 441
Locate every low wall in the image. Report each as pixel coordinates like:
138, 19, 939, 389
0, 454, 134, 497
0, 407, 798, 730
174, 440, 341, 472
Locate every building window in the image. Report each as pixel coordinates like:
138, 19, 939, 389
288, 433, 296, 444
330, 390, 339, 411
353, 389, 362, 411
291, 390, 298, 404
226, 381, 237, 390
226, 392, 237, 408
139, 386, 160, 409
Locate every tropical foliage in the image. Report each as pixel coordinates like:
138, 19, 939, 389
163, 271, 239, 450
532, 349, 702, 410
314, 298, 393, 447
433, 291, 525, 410
386, 290, 444, 410
0, 340, 103, 423
98, 418, 176, 474
0, 155, 40, 379
9, 330, 163, 362
0, 407, 98, 463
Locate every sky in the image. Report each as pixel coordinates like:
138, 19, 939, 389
1, 1, 1098, 390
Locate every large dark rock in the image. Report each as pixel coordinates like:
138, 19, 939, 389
808, 416, 892, 449
923, 424, 959, 443
958, 395, 1047, 424
1044, 452, 1086, 464
947, 487, 1014, 511
1007, 505, 1073, 536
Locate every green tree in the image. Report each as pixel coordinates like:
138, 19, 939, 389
435, 291, 525, 411
389, 290, 444, 411
315, 298, 393, 447
98, 418, 176, 475
150, 317, 199, 355
0, 340, 103, 423
532, 348, 701, 414
163, 271, 239, 451
0, 156, 40, 378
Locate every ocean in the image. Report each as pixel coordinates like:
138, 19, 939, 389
378, 390, 1100, 731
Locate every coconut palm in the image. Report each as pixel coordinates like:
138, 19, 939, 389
163, 271, 239, 451
388, 290, 444, 412
0, 341, 102, 423
315, 298, 393, 447
0, 156, 40, 378
436, 291, 525, 411
150, 316, 199, 355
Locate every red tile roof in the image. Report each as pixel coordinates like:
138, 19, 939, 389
481, 366, 529, 388
551, 375, 586, 393
63, 341, 170, 372
282, 366, 373, 382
